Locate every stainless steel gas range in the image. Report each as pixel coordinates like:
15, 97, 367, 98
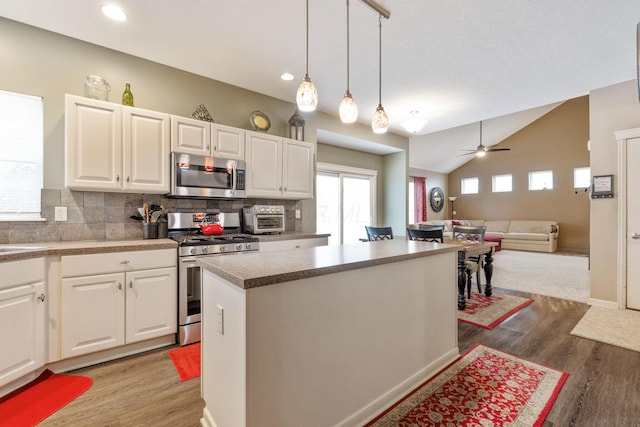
168, 212, 259, 346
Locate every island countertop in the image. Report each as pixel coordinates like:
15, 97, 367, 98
197, 239, 459, 289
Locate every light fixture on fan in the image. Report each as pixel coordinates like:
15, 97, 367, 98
459, 120, 511, 157
402, 110, 428, 134
371, 13, 388, 134
296, 0, 318, 112
339, 0, 358, 123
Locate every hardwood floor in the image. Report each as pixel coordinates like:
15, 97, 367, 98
40, 288, 640, 426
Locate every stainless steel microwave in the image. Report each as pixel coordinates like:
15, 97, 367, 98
170, 153, 246, 199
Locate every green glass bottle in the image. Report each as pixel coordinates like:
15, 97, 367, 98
122, 82, 134, 106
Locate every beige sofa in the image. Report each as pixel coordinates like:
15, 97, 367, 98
417, 219, 559, 253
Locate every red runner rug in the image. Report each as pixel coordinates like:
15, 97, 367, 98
168, 342, 201, 382
0, 369, 92, 427
366, 344, 568, 426
458, 290, 534, 329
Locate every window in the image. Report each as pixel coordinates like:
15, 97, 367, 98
0, 90, 43, 221
461, 177, 479, 194
492, 174, 512, 193
529, 170, 553, 190
316, 163, 377, 245
574, 167, 591, 188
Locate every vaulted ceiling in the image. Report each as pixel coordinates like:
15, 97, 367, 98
1, 1, 639, 173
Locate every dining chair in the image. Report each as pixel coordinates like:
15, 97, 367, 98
407, 226, 444, 243
452, 225, 487, 298
365, 226, 394, 241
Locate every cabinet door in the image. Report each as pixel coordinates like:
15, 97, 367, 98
283, 138, 315, 199
123, 107, 171, 193
125, 267, 177, 344
0, 281, 45, 387
212, 124, 245, 160
65, 95, 122, 191
61, 273, 125, 358
170, 115, 211, 155
245, 131, 283, 198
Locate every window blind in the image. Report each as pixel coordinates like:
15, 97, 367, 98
0, 89, 43, 221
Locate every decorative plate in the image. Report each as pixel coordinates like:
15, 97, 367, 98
250, 111, 271, 132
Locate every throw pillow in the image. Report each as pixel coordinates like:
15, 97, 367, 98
452, 220, 460, 225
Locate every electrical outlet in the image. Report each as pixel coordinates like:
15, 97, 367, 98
216, 305, 224, 335
54, 206, 67, 221
295, 209, 301, 219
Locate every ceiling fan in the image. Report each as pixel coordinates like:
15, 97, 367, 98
459, 121, 511, 157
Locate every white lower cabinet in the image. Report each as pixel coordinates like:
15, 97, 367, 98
0, 259, 46, 388
61, 250, 176, 359
259, 237, 328, 252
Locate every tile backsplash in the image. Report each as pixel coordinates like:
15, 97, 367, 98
0, 189, 303, 244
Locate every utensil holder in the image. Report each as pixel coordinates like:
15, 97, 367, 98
142, 222, 158, 239
158, 221, 168, 238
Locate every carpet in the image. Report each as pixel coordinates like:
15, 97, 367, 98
0, 369, 92, 427
366, 344, 568, 427
491, 250, 590, 303
458, 289, 534, 329
168, 342, 201, 382
571, 306, 640, 352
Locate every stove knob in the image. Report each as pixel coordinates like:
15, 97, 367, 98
236, 244, 243, 251
245, 243, 252, 250
219, 246, 226, 252
190, 247, 197, 255
202, 246, 209, 254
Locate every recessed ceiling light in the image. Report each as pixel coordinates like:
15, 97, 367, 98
101, 4, 127, 22
280, 73, 294, 81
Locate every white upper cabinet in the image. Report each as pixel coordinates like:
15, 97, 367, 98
212, 123, 245, 160
171, 117, 245, 160
65, 95, 170, 193
245, 131, 314, 199
170, 115, 211, 155
123, 106, 171, 193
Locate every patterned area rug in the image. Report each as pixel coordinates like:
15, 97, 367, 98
458, 289, 534, 329
366, 344, 568, 427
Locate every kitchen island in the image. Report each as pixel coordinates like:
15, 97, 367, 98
197, 240, 460, 427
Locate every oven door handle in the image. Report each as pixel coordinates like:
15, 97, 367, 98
181, 257, 198, 264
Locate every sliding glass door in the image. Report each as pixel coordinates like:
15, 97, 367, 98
316, 164, 377, 245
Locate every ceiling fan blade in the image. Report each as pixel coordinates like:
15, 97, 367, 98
486, 148, 511, 152
457, 152, 477, 157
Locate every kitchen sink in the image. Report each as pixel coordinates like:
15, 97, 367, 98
0, 246, 47, 253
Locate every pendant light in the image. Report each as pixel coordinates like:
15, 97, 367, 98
296, 0, 318, 112
339, 0, 358, 123
371, 14, 388, 134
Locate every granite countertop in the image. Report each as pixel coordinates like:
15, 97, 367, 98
197, 239, 458, 290
0, 239, 178, 262
254, 232, 330, 242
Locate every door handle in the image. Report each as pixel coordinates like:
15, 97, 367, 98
632, 233, 640, 239
37, 293, 46, 302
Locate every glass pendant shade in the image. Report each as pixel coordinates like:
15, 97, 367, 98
339, 91, 358, 123
371, 104, 388, 134
296, 74, 318, 112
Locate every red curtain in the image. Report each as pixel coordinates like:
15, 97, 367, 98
413, 176, 427, 222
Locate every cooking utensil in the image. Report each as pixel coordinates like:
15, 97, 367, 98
150, 211, 163, 223
143, 203, 149, 223
200, 223, 224, 235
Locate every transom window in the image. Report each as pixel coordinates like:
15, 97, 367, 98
461, 177, 479, 194
529, 170, 553, 190
492, 174, 512, 193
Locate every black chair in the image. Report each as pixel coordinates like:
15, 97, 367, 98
407, 226, 444, 243
452, 225, 487, 298
365, 226, 394, 241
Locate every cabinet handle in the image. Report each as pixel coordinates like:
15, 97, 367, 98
126, 176, 130, 183
284, 187, 287, 192
116, 174, 120, 182
632, 233, 640, 239
120, 260, 130, 265
118, 282, 122, 290
37, 293, 46, 302
129, 281, 133, 289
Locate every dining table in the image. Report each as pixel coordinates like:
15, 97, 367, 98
444, 239, 498, 310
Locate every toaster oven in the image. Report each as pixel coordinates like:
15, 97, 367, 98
243, 205, 285, 234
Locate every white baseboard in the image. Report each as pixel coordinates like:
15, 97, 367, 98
335, 347, 460, 427
588, 298, 619, 309
200, 408, 216, 427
